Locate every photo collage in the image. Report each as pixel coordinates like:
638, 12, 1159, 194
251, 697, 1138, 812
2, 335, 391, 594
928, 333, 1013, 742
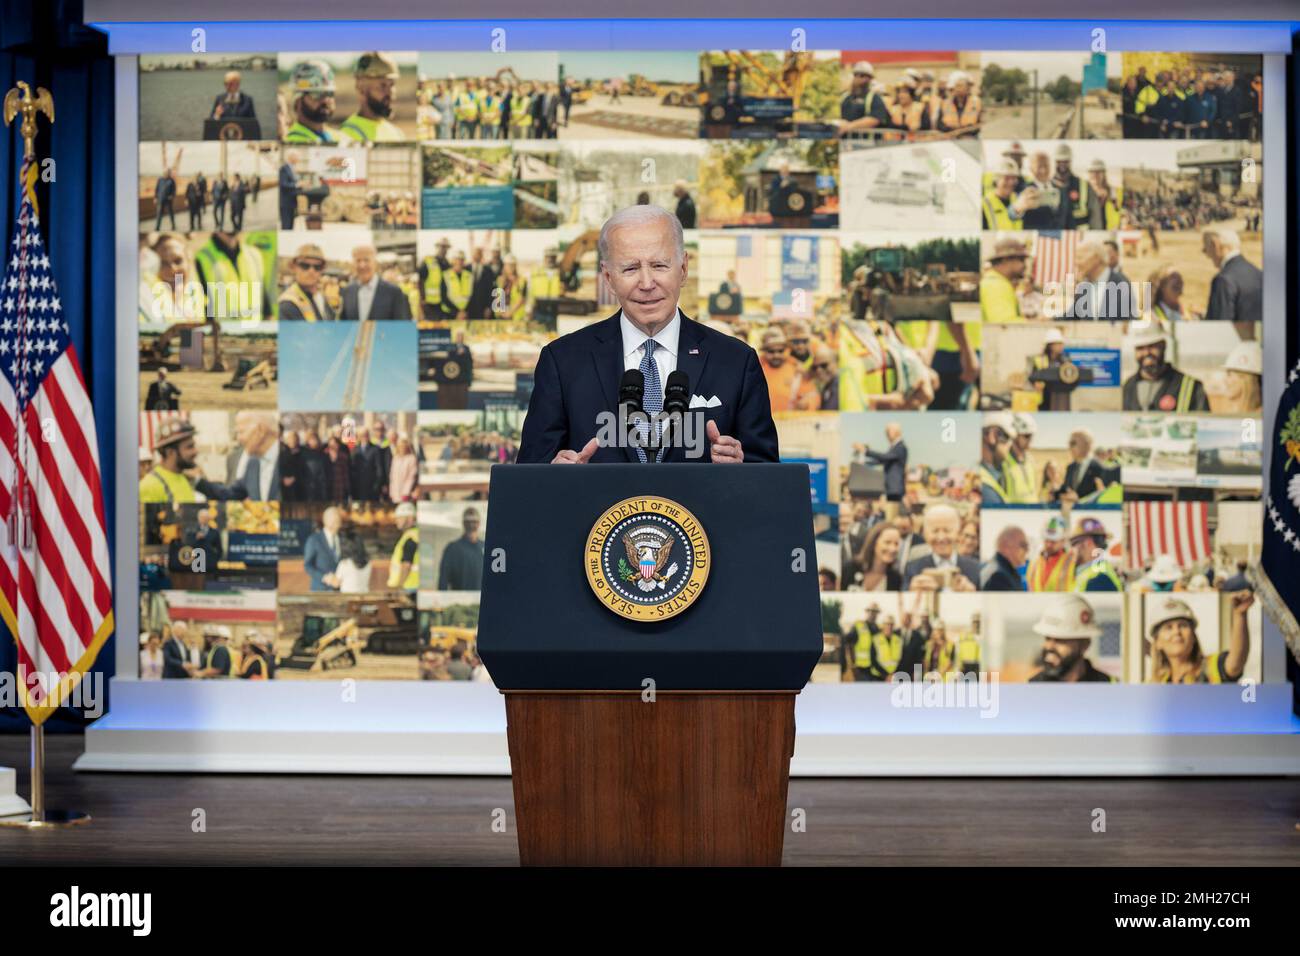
135, 49, 1266, 687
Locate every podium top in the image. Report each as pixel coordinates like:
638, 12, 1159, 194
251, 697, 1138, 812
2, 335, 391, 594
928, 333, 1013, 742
477, 463, 823, 691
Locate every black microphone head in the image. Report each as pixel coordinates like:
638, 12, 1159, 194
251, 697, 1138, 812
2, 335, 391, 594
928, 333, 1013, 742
618, 368, 645, 410
663, 370, 690, 415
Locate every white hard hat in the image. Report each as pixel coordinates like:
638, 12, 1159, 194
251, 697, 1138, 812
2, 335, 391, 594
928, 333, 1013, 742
1054, 143, 1073, 161
1148, 596, 1198, 635
992, 157, 1021, 178
947, 69, 971, 87
1130, 326, 1168, 348
1011, 412, 1037, 436
1033, 594, 1102, 640
985, 411, 1017, 438
852, 61, 875, 76
207, 624, 232, 639
1043, 327, 1065, 345
1186, 573, 1210, 592
451, 248, 467, 260
395, 502, 417, 519
1222, 340, 1262, 376
1146, 553, 1183, 584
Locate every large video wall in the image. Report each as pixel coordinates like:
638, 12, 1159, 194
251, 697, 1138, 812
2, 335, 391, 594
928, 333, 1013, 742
135, 48, 1267, 687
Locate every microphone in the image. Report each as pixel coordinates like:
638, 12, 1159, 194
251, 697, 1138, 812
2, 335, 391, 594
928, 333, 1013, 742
618, 369, 647, 455
657, 370, 690, 458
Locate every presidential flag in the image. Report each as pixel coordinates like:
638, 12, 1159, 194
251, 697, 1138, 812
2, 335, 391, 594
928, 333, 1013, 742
0, 161, 114, 723
1259, 353, 1300, 662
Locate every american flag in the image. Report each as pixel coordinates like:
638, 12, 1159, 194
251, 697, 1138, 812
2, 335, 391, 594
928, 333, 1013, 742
1031, 230, 1080, 288
0, 166, 113, 723
1125, 501, 1210, 572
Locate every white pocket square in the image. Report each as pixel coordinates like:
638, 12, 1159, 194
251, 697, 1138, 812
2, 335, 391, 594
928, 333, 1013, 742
689, 394, 721, 408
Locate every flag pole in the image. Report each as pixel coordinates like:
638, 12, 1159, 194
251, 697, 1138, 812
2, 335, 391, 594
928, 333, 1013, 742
0, 82, 90, 829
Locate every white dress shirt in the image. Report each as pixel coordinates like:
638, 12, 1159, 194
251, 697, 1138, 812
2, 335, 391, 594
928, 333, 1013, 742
235, 442, 279, 501
356, 275, 379, 321
620, 307, 681, 406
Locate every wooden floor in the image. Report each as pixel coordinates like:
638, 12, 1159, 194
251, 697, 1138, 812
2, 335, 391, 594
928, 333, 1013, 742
0, 736, 1296, 866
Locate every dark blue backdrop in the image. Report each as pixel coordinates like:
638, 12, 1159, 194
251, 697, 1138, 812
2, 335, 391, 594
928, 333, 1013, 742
0, 0, 115, 732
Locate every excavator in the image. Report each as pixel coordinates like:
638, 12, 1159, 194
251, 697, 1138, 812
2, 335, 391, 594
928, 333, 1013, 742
139, 320, 226, 372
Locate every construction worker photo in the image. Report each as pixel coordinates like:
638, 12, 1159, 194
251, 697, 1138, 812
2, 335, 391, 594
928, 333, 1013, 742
1121, 326, 1210, 412
284, 58, 340, 144
1144, 591, 1254, 684
1026, 514, 1076, 592
339, 52, 407, 143
1028, 593, 1117, 683
1068, 516, 1123, 592
979, 237, 1030, 323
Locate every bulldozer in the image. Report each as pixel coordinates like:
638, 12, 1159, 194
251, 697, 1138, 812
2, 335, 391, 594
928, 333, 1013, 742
139, 320, 226, 372
278, 615, 365, 671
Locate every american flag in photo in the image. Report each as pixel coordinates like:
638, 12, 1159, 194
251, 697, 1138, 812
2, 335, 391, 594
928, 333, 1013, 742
0, 166, 113, 722
1125, 501, 1211, 572
1031, 230, 1080, 288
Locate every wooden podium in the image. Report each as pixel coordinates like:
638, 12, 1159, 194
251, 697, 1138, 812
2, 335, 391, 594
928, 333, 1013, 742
504, 691, 797, 866
478, 465, 821, 868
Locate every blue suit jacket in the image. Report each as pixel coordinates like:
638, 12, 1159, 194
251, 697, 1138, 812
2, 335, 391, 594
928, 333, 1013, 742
516, 311, 779, 464
303, 530, 339, 591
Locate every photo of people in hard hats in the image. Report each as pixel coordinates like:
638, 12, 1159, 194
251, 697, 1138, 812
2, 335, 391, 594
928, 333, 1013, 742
978, 52, 1124, 140
983, 591, 1123, 681
696, 140, 839, 229
275, 228, 419, 323
820, 591, 983, 683
980, 411, 1122, 508
139, 589, 279, 680
1120, 414, 1263, 501
979, 508, 1122, 592
699, 50, 842, 139
275, 591, 422, 680
1125, 500, 1262, 593
839, 140, 980, 233
139, 411, 282, 509
279, 52, 419, 144
981, 140, 1123, 232
278, 146, 419, 232
415, 229, 576, 325
140, 53, 278, 143
139, 229, 278, 327
979, 321, 1124, 412
978, 230, 1139, 322
556, 139, 706, 231
1127, 590, 1261, 684
1120, 53, 1262, 141
418, 501, 486, 591
416, 51, 560, 142
834, 52, 983, 146
1120, 321, 1261, 414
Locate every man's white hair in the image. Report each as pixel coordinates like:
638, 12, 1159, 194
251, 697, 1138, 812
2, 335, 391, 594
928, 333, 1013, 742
598, 205, 684, 264
1203, 227, 1241, 252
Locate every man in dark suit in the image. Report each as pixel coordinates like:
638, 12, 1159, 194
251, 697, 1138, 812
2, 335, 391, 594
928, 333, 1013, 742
228, 174, 247, 232
161, 621, 195, 679
278, 159, 299, 230
201, 411, 282, 502
980, 525, 1027, 591
1203, 228, 1262, 323
901, 504, 979, 591
145, 368, 181, 411
341, 244, 412, 321
859, 422, 907, 500
189, 508, 224, 567
517, 205, 778, 464
210, 70, 257, 120
1071, 239, 1137, 320
467, 246, 496, 319
349, 428, 385, 501
303, 506, 343, 591
154, 168, 177, 232
1050, 427, 1109, 503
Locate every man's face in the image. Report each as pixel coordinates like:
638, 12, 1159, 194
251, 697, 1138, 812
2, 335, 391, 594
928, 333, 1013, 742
1013, 434, 1031, 456
1135, 341, 1166, 373
787, 329, 811, 360
463, 513, 480, 538
157, 240, 187, 284
352, 248, 377, 283
1000, 254, 1026, 281
357, 428, 369, 445
986, 427, 1011, 466
1043, 537, 1062, 556
1202, 235, 1223, 267
294, 257, 325, 293
225, 76, 241, 94
601, 219, 687, 331
1078, 251, 1103, 281
1054, 159, 1071, 179
995, 174, 1017, 199
323, 509, 341, 533
1040, 636, 1085, 673
761, 336, 787, 367
1030, 154, 1050, 180
234, 413, 266, 454
171, 438, 198, 471
299, 92, 335, 124
358, 76, 395, 117
924, 510, 959, 558
1068, 434, 1090, 461
1009, 533, 1029, 566
1105, 245, 1120, 268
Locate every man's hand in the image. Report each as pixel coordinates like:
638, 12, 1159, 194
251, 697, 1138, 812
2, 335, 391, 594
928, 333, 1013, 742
552, 437, 599, 464
707, 420, 743, 464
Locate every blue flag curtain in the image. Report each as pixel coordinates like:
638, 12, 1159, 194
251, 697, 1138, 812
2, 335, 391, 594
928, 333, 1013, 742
0, 0, 115, 732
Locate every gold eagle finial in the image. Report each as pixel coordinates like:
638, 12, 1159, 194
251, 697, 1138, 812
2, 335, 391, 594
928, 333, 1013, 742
4, 81, 55, 161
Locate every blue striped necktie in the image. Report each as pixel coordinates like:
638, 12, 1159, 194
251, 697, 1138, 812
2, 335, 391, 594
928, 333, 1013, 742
636, 339, 661, 463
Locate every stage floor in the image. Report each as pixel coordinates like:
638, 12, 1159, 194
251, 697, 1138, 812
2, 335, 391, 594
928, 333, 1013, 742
0, 736, 1296, 866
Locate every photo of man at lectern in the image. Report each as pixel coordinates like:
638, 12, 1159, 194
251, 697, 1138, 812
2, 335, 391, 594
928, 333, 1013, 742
516, 205, 779, 465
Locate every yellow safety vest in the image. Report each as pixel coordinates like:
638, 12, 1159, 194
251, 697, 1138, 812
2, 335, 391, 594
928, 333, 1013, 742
851, 621, 877, 670
1134, 84, 1160, 115
923, 638, 956, 674
493, 276, 527, 319
957, 635, 980, 667
1173, 374, 1198, 412
980, 463, 1008, 503
477, 92, 500, 125
387, 527, 419, 590
338, 113, 404, 143
195, 239, 266, 322
1028, 551, 1076, 592
871, 630, 903, 675
980, 269, 1021, 323
1003, 452, 1037, 504
280, 282, 323, 322
528, 267, 562, 301
510, 95, 533, 128
841, 323, 899, 410
422, 257, 444, 305
205, 644, 235, 678
940, 94, 981, 132
443, 270, 473, 311
981, 189, 1021, 231
454, 92, 479, 122
139, 467, 196, 506
1074, 558, 1122, 592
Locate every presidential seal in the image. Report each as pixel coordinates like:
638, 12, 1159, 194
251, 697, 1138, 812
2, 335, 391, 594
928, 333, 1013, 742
585, 495, 710, 621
